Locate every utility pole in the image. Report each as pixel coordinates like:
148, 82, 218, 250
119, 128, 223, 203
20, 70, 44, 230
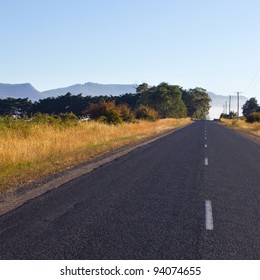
235, 92, 241, 117
229, 95, 231, 114
225, 101, 228, 114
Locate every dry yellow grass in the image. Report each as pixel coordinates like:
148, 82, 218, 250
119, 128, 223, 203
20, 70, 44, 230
0, 118, 191, 191
220, 118, 260, 137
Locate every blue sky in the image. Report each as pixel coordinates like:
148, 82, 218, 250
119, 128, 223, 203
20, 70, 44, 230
1, 0, 260, 100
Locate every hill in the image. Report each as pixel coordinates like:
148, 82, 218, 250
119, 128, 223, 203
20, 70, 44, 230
41, 82, 137, 97
0, 83, 42, 101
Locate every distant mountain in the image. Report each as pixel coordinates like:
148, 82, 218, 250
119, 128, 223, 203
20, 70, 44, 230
0, 83, 42, 101
41, 82, 137, 97
208, 92, 247, 119
0, 82, 137, 101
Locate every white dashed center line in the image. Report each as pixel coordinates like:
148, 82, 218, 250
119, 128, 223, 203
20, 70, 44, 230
205, 200, 214, 230
205, 144, 207, 148
204, 158, 208, 165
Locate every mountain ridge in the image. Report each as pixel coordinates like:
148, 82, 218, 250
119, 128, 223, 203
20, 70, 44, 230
0, 83, 43, 100
41, 82, 137, 98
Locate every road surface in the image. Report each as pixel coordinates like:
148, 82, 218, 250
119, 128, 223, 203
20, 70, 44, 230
0, 120, 259, 259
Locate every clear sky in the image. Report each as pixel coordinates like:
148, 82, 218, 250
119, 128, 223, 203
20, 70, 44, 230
1, 0, 260, 100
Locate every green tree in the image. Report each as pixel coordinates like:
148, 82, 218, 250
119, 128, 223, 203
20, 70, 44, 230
30, 93, 92, 116
138, 83, 187, 118
0, 98, 32, 117
115, 93, 141, 110
242, 97, 259, 117
182, 88, 211, 119
136, 83, 148, 93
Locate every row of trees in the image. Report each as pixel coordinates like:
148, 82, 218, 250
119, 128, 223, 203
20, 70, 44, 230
0, 83, 212, 123
221, 97, 260, 122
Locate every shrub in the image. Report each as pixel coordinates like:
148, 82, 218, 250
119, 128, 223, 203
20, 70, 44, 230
59, 112, 78, 121
85, 101, 123, 125
58, 113, 78, 126
105, 109, 123, 125
118, 104, 136, 123
220, 111, 237, 119
31, 113, 79, 126
246, 112, 260, 123
135, 105, 159, 121
31, 113, 57, 125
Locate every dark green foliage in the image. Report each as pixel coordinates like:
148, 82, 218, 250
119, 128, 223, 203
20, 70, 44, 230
245, 112, 260, 123
136, 83, 148, 93
220, 111, 237, 119
30, 93, 90, 116
135, 105, 159, 121
137, 83, 187, 118
242, 97, 259, 117
182, 88, 211, 119
0, 98, 32, 117
115, 93, 141, 110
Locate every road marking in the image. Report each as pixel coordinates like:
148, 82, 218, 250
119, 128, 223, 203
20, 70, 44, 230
205, 144, 207, 148
205, 200, 214, 230
205, 136, 207, 140
204, 158, 208, 165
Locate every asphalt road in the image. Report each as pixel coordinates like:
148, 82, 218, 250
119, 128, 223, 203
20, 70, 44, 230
0, 121, 259, 259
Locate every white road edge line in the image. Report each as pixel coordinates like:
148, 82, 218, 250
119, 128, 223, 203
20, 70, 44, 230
205, 158, 208, 165
205, 200, 214, 230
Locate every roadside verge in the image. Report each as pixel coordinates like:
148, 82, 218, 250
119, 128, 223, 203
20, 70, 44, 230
0, 123, 190, 216
217, 119, 260, 145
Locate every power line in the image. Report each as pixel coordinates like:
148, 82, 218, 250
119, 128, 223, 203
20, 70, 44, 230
244, 66, 260, 93
248, 82, 260, 95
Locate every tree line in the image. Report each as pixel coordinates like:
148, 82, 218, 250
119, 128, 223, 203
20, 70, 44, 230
221, 97, 260, 123
0, 83, 212, 123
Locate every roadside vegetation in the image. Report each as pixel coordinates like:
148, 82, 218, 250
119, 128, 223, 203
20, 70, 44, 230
220, 96, 260, 138
0, 116, 191, 191
0, 82, 211, 120
0, 82, 211, 191
220, 118, 260, 138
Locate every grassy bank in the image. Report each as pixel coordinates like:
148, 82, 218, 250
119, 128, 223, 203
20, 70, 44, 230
0, 118, 191, 191
220, 118, 260, 138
